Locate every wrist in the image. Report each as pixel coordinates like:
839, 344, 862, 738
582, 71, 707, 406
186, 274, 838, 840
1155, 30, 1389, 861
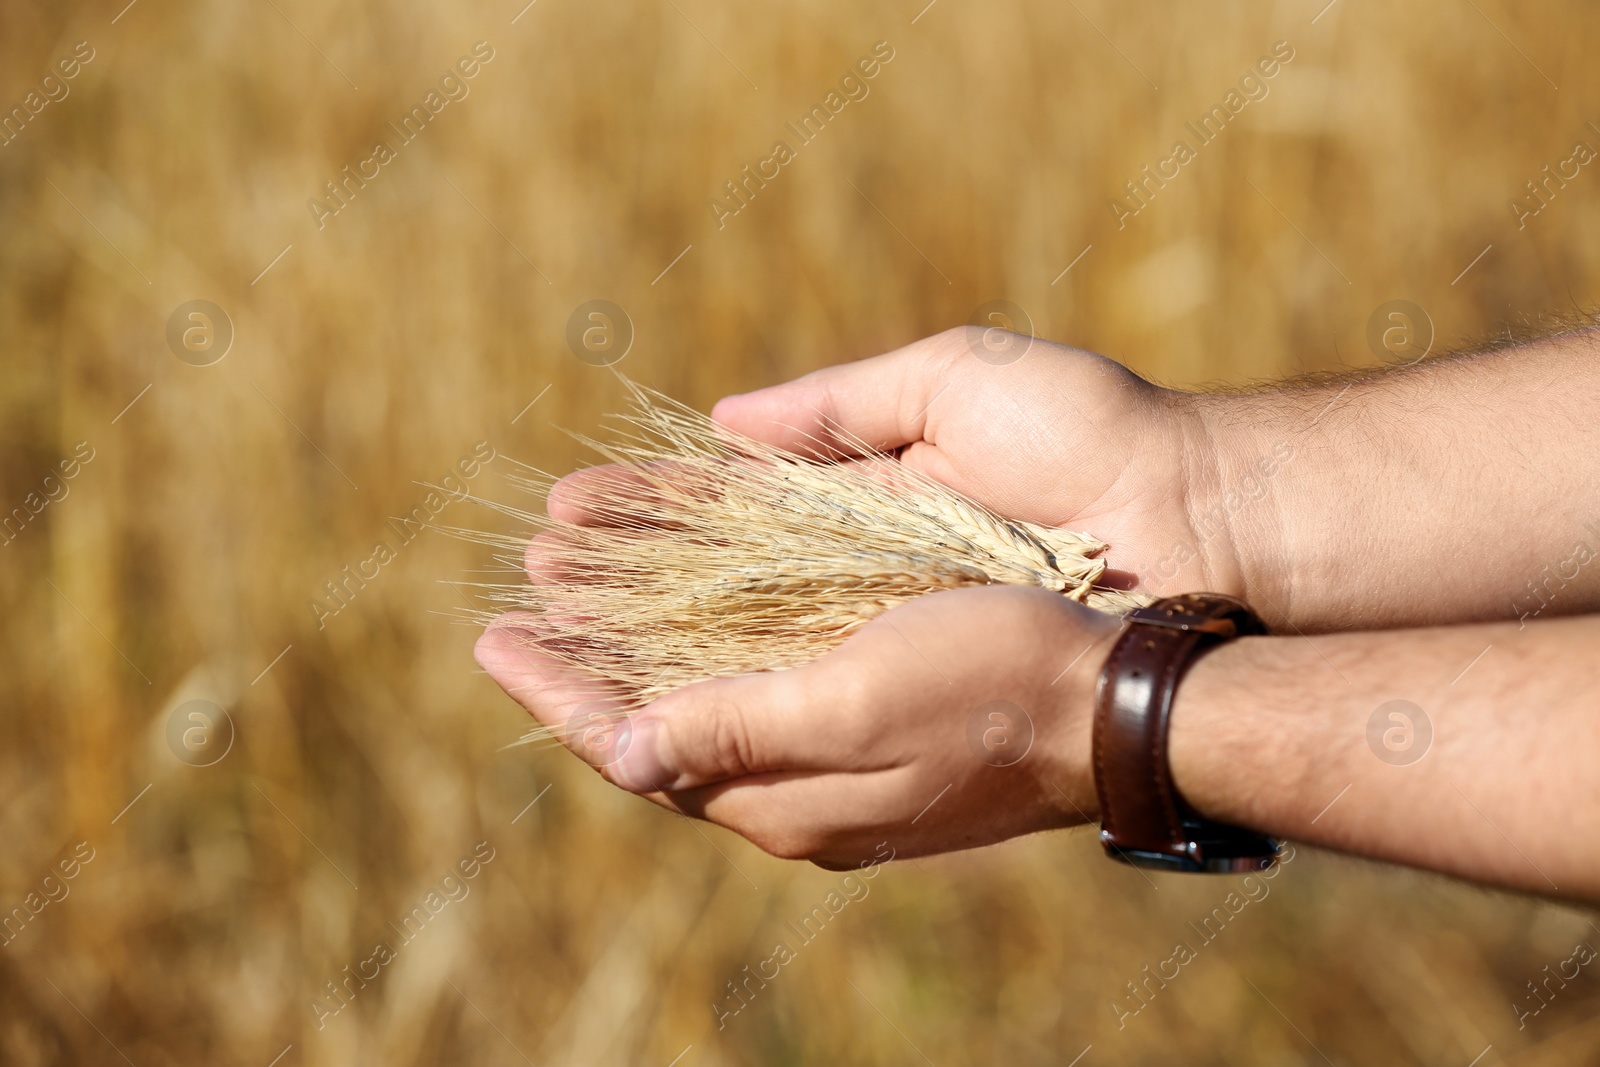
1088, 594, 1279, 871
1166, 634, 1319, 832
1179, 389, 1302, 626
1035, 600, 1122, 826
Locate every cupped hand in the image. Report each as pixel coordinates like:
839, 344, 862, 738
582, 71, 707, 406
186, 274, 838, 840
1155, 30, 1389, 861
555, 327, 1257, 602
476, 584, 1122, 866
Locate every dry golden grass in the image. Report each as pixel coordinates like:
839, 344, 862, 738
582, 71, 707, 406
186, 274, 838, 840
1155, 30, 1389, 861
4, 0, 1600, 1064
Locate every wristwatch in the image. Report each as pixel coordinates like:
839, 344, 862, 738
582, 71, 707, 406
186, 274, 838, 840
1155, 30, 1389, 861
1091, 592, 1278, 873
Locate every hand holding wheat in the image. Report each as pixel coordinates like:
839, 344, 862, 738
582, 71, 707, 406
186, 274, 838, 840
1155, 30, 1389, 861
472, 377, 1146, 711
481, 328, 1251, 701
475, 329, 1258, 864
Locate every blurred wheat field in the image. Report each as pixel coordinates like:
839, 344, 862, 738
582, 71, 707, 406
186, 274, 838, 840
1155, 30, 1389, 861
4, 0, 1600, 1063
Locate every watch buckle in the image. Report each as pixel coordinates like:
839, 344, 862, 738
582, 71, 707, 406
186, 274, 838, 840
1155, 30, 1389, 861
1100, 828, 1278, 874
1125, 605, 1239, 636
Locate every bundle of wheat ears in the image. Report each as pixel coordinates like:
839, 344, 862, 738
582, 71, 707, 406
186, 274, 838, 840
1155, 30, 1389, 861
458, 379, 1150, 710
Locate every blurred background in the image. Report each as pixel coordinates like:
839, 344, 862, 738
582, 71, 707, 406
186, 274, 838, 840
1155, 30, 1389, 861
3, 0, 1600, 1063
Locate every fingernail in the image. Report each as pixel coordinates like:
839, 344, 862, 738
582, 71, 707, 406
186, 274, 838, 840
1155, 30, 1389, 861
474, 625, 536, 674
611, 716, 670, 792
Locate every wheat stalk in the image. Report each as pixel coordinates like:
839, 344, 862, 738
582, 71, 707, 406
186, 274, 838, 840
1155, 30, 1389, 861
451, 378, 1150, 714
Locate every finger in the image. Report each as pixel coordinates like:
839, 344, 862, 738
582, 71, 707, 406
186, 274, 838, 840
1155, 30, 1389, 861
473, 615, 634, 768
711, 333, 968, 458
520, 529, 650, 594
604, 583, 1036, 794
546, 461, 709, 527
475, 620, 872, 828
606, 665, 878, 794
665, 767, 912, 863
523, 529, 578, 584
545, 465, 639, 526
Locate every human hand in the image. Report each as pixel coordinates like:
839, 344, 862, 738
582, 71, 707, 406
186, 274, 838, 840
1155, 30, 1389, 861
477, 327, 1272, 863
545, 328, 1282, 611
475, 584, 1121, 865
706, 327, 1267, 606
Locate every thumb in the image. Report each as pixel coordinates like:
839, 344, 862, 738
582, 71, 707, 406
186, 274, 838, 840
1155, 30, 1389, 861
607, 669, 858, 792
711, 332, 967, 458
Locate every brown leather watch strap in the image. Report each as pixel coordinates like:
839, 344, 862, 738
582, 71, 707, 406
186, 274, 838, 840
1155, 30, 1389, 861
1091, 592, 1276, 873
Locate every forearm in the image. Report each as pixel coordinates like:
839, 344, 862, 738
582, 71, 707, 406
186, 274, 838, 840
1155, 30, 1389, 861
1191, 329, 1600, 631
1168, 614, 1600, 900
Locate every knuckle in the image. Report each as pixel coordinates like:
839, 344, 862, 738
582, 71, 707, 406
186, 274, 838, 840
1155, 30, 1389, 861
923, 338, 962, 381
800, 653, 882, 753
703, 693, 762, 778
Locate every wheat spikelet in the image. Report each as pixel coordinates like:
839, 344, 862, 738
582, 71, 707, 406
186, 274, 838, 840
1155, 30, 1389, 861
451, 378, 1151, 712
